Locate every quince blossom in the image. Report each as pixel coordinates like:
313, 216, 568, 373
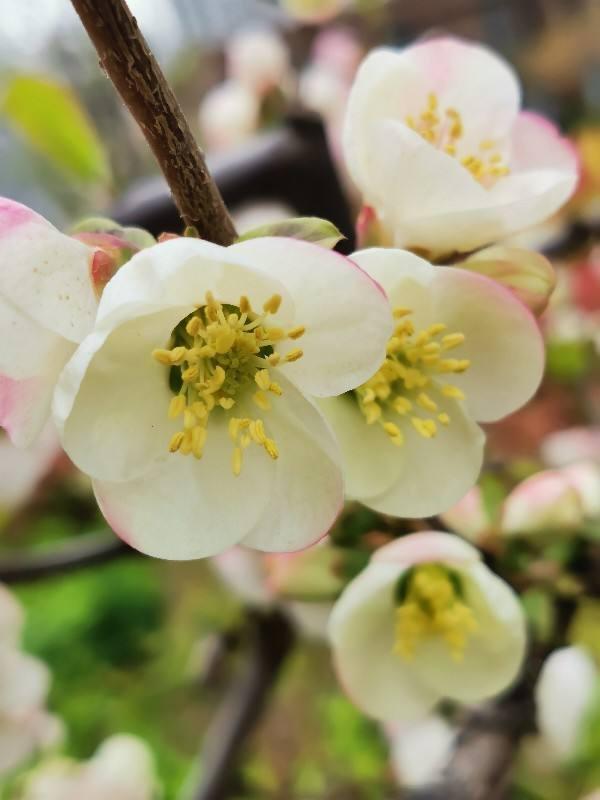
344, 37, 578, 257
53, 236, 392, 559
0, 199, 97, 446
501, 462, 600, 537
21, 734, 157, 800
0, 585, 62, 776
319, 248, 545, 517
328, 532, 526, 721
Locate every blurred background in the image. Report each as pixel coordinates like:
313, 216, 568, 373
0, 1, 598, 798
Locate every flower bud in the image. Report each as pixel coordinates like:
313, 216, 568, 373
463, 246, 556, 316
501, 469, 584, 537
439, 487, 492, 543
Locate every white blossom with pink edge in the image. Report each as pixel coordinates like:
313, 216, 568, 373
53, 236, 392, 560
328, 533, 526, 722
541, 427, 600, 468
21, 734, 158, 800
318, 248, 545, 517
226, 28, 292, 97
0, 199, 97, 447
343, 37, 578, 258
0, 584, 63, 777
501, 462, 600, 537
439, 486, 491, 544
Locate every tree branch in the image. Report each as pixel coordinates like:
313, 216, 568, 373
0, 532, 131, 583
193, 609, 295, 800
70, 0, 237, 245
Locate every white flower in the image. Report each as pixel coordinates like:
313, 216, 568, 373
0, 198, 97, 447
385, 714, 455, 788
53, 236, 391, 560
535, 646, 597, 761
226, 28, 291, 96
198, 81, 260, 153
0, 585, 62, 776
328, 532, 526, 721
319, 248, 545, 517
21, 734, 157, 800
541, 426, 600, 468
343, 37, 578, 257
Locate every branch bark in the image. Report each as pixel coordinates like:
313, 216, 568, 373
70, 0, 237, 245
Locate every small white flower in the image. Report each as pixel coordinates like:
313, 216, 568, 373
541, 426, 600, 468
226, 28, 291, 96
319, 248, 545, 517
198, 81, 260, 153
21, 734, 157, 800
0, 425, 60, 514
344, 37, 578, 257
328, 532, 526, 721
0, 198, 97, 447
0, 585, 62, 776
53, 236, 392, 560
535, 646, 597, 761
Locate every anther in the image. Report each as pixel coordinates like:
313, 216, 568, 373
263, 294, 282, 314
284, 348, 303, 363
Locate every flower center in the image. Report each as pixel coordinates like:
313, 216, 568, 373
354, 307, 469, 446
394, 564, 477, 661
406, 92, 510, 186
152, 291, 305, 475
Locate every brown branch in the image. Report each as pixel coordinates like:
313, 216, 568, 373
193, 609, 295, 800
70, 0, 237, 245
0, 532, 131, 583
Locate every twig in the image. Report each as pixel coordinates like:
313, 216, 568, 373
193, 609, 295, 800
0, 532, 131, 583
69, 0, 237, 245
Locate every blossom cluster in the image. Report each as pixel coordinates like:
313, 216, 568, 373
0, 33, 585, 788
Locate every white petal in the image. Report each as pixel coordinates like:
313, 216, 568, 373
228, 237, 393, 396
321, 391, 485, 518
415, 562, 526, 703
1, 336, 74, 448
93, 414, 271, 560
96, 236, 292, 330
388, 715, 455, 788
536, 646, 597, 759
510, 111, 578, 174
0, 295, 66, 380
0, 424, 60, 511
0, 648, 50, 717
0, 198, 96, 343
55, 309, 185, 483
241, 374, 343, 551
372, 532, 481, 567
430, 266, 545, 422
328, 562, 440, 721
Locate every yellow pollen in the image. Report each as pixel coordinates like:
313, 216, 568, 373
394, 565, 478, 661
406, 93, 510, 185
355, 307, 469, 447
153, 292, 306, 475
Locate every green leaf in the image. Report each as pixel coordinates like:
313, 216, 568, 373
521, 588, 556, 643
238, 216, 345, 249
2, 74, 111, 183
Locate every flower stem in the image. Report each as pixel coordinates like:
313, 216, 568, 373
69, 0, 237, 245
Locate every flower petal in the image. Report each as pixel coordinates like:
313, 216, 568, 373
0, 335, 74, 448
430, 266, 545, 422
320, 392, 485, 518
54, 309, 184, 483
372, 531, 480, 567
241, 374, 343, 552
328, 561, 440, 721
0, 648, 50, 717
0, 198, 96, 343
93, 415, 271, 560
415, 562, 526, 702
96, 236, 293, 330
228, 237, 393, 396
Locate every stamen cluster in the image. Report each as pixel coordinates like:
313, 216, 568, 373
355, 307, 469, 445
406, 93, 510, 185
394, 564, 478, 661
152, 291, 305, 475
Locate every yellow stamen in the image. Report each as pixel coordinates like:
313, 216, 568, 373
288, 325, 306, 339
169, 395, 186, 419
284, 348, 303, 363
394, 565, 478, 661
263, 294, 282, 314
